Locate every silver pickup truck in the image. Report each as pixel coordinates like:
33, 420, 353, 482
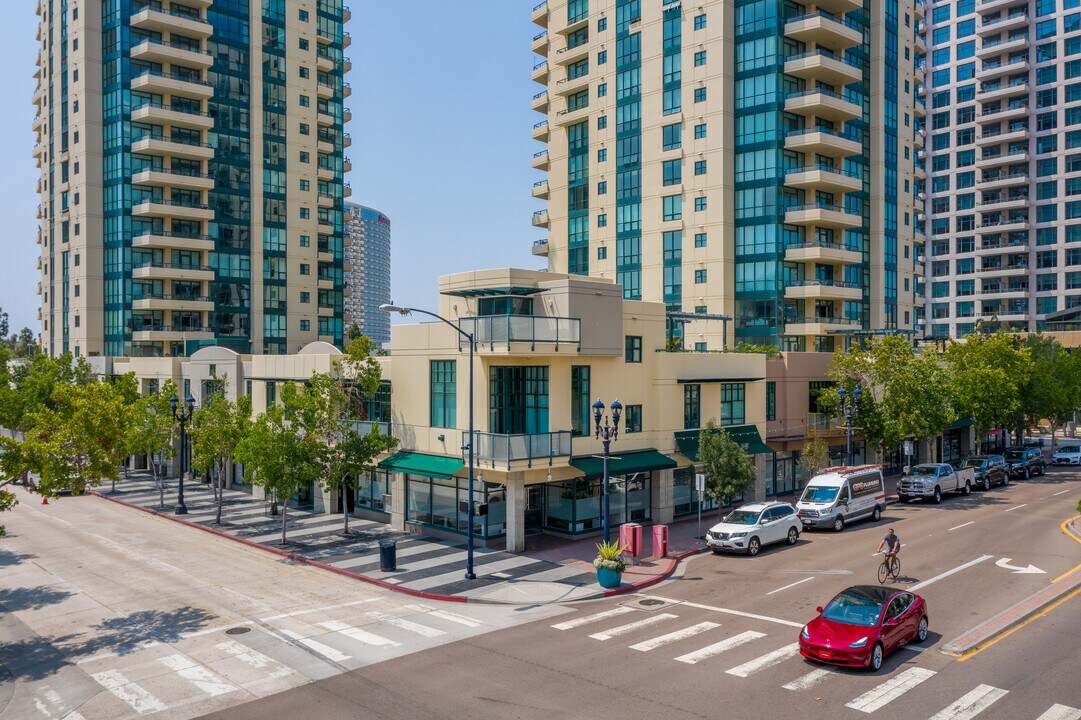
897, 463, 976, 504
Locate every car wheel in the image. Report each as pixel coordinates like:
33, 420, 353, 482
868, 642, 884, 672
915, 616, 929, 644
1039, 464, 1046, 476
833, 516, 845, 532
1023, 468, 1030, 481
747, 537, 761, 556
932, 487, 942, 505
872, 505, 882, 522
981, 477, 991, 491
787, 527, 799, 545
899, 495, 911, 503
1003, 473, 1010, 486
962, 481, 971, 496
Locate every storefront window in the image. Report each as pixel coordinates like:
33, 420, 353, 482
356, 469, 391, 511
403, 474, 506, 538
673, 465, 720, 516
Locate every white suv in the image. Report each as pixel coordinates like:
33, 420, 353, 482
706, 502, 802, 556
1052, 445, 1081, 466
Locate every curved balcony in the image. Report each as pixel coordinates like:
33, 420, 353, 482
131, 168, 214, 191
784, 279, 863, 302
785, 127, 862, 159
131, 38, 211, 68
978, 217, 1029, 234
978, 172, 1028, 191
132, 262, 214, 283
131, 199, 214, 222
785, 88, 862, 124
785, 11, 863, 50
977, 149, 1028, 169
980, 103, 1029, 122
976, 126, 1028, 146
785, 165, 862, 194
783, 316, 861, 336
785, 203, 863, 229
976, 192, 1028, 211
784, 240, 863, 266
785, 50, 862, 87
132, 135, 215, 161
132, 326, 214, 342
131, 70, 213, 99
977, 36, 1027, 58
977, 80, 1028, 102
132, 232, 214, 252
977, 10, 1028, 35
976, 58, 1028, 82
131, 103, 213, 131
813, 0, 862, 14
132, 294, 215, 312
130, 6, 212, 38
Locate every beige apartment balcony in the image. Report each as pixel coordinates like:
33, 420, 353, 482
979, 0, 1028, 11
317, 82, 334, 100
532, 209, 549, 228
532, 238, 549, 257
978, 172, 1028, 191
785, 11, 863, 50
32, 113, 45, 132
977, 10, 1028, 35
914, 99, 926, 116
132, 232, 214, 252
785, 50, 862, 87
532, 120, 549, 141
532, 30, 549, 56
130, 6, 212, 38
532, 180, 549, 199
914, 0, 926, 18
131, 103, 214, 131
132, 199, 214, 222
131, 38, 212, 68
785, 279, 863, 302
532, 149, 549, 170
554, 41, 589, 67
531, 0, 548, 27
980, 103, 1028, 122
786, 239, 860, 264
132, 262, 214, 282
532, 90, 549, 113
131, 168, 214, 192
532, 59, 549, 84
316, 53, 334, 73
317, 138, 334, 154
977, 36, 1027, 58
132, 135, 215, 161
554, 102, 589, 126
785, 88, 862, 124
458, 315, 581, 354
317, 165, 336, 181
132, 295, 214, 313
784, 315, 861, 336
976, 57, 1028, 80
784, 127, 862, 159
785, 165, 862, 194
317, 193, 335, 208
133, 327, 214, 343
914, 164, 926, 180
812, 0, 862, 14
976, 192, 1028, 211
915, 33, 926, 53
979, 217, 1029, 234
977, 81, 1028, 102
554, 71, 590, 97
977, 149, 1028, 169
785, 203, 863, 229
976, 127, 1028, 146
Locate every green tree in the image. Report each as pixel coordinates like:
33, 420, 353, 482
190, 385, 252, 525
1012, 335, 1079, 445
699, 419, 758, 513
0, 352, 93, 440
798, 436, 831, 481
945, 332, 1033, 449
125, 380, 178, 509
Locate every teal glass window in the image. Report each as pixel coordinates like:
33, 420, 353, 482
662, 123, 682, 150
430, 360, 457, 428
695, 160, 707, 175
663, 195, 682, 220
625, 336, 642, 363
720, 384, 745, 426
694, 197, 707, 211
694, 123, 707, 139
695, 232, 707, 247
624, 405, 642, 433
663, 159, 682, 186
694, 50, 706, 66
766, 382, 776, 422
694, 13, 706, 30
571, 366, 591, 437
684, 384, 700, 429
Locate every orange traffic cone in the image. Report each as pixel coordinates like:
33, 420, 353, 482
41, 496, 49, 505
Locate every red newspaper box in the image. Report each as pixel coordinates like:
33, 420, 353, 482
652, 524, 669, 558
619, 522, 643, 562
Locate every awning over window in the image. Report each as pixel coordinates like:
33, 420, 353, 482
674, 425, 773, 461
570, 449, 677, 479
948, 417, 974, 429
378, 451, 464, 479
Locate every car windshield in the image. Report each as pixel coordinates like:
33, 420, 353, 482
958, 458, 985, 469
800, 486, 839, 503
1004, 451, 1023, 461
723, 509, 762, 525
910, 465, 938, 476
821, 590, 884, 627
1058, 446, 1079, 454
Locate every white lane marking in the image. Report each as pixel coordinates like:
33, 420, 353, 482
783, 667, 838, 691
928, 684, 1009, 720
551, 606, 636, 630
995, 557, 1046, 574
403, 604, 483, 628
159, 654, 238, 697
674, 601, 804, 628
280, 628, 352, 663
949, 521, 975, 531
1052, 489, 1072, 497
845, 667, 937, 713
767, 577, 814, 596
628, 622, 720, 652
674, 630, 765, 665
1004, 504, 1028, 513
90, 670, 167, 715
1037, 704, 1081, 720
365, 611, 446, 638
34, 688, 85, 720
725, 643, 801, 677
319, 619, 399, 647
259, 598, 379, 622
900, 644, 927, 653
60, 712, 87, 720
216, 640, 295, 680
909, 555, 993, 592
588, 613, 678, 641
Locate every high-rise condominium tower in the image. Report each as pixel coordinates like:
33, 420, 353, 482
924, 0, 1081, 337
343, 203, 391, 346
531, 0, 927, 351
33, 0, 351, 358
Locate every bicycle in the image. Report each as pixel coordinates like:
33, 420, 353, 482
877, 551, 901, 584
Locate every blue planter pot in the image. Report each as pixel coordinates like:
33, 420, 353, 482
597, 567, 623, 589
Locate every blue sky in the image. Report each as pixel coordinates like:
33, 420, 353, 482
0, 2, 542, 334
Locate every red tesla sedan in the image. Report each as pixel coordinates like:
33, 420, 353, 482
799, 585, 929, 671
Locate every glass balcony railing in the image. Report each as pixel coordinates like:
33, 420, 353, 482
458, 315, 581, 351
474, 431, 573, 470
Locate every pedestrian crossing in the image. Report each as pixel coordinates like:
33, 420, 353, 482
548, 605, 1080, 719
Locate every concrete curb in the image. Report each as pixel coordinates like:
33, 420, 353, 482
602, 547, 709, 598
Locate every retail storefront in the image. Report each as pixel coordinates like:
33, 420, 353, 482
674, 425, 772, 503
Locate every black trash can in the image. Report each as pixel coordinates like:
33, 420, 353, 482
378, 538, 397, 572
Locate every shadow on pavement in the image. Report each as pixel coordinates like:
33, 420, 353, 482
0, 585, 73, 612
0, 550, 36, 567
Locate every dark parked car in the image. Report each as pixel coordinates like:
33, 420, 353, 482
1004, 447, 1045, 480
956, 454, 1009, 491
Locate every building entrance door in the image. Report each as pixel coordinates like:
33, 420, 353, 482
525, 485, 544, 532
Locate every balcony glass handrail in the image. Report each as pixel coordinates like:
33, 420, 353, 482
134, 293, 213, 302
132, 3, 206, 23
132, 100, 212, 117
787, 164, 860, 178
134, 325, 211, 333
788, 203, 857, 214
786, 10, 860, 31
458, 315, 582, 350
132, 132, 213, 148
533, 120, 548, 129
980, 57, 1026, 72
533, 90, 548, 100
787, 87, 854, 103
133, 230, 214, 241
787, 279, 861, 289
133, 68, 211, 86
132, 37, 206, 54
533, 58, 548, 70
786, 126, 857, 141
533, 149, 548, 158
474, 431, 573, 469
133, 167, 213, 179
532, 0, 548, 12
533, 30, 547, 41
533, 238, 549, 246
135, 261, 213, 271
980, 11, 1028, 27
785, 315, 860, 326
133, 198, 211, 209
533, 180, 548, 188
786, 240, 859, 252
786, 49, 861, 68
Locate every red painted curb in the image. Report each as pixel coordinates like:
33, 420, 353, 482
602, 546, 708, 598
89, 491, 467, 603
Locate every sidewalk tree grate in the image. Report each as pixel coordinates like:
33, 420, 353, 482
225, 627, 251, 635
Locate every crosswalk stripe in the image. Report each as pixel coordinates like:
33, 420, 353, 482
629, 622, 720, 652
160, 654, 239, 697
404, 604, 483, 628
845, 667, 937, 714
928, 684, 1008, 720
588, 613, 678, 641
551, 606, 636, 630
280, 628, 352, 663
216, 640, 295, 680
319, 619, 400, 647
1037, 704, 1081, 720
90, 669, 167, 715
783, 667, 838, 691
365, 611, 446, 638
725, 643, 801, 677
674, 630, 765, 665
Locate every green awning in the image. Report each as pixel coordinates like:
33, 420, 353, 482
948, 417, 974, 429
378, 451, 464, 479
570, 449, 677, 478
675, 425, 773, 461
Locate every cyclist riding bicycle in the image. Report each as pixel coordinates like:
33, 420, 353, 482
877, 528, 901, 560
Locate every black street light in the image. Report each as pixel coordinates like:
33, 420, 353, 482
381, 303, 478, 580
837, 386, 862, 466
592, 397, 622, 544
170, 394, 196, 515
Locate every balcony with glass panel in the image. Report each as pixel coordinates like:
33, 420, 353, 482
130, 69, 213, 99
532, 58, 549, 84
132, 135, 215, 161
474, 431, 573, 471
131, 199, 214, 223
976, 57, 1027, 80
784, 11, 863, 50
457, 315, 582, 353
977, 9, 1028, 35
784, 240, 862, 265
130, 5, 212, 37
977, 190, 1028, 211
977, 79, 1028, 102
784, 165, 862, 194
532, 29, 549, 56
784, 203, 863, 229
132, 261, 214, 282
784, 127, 862, 159
976, 125, 1028, 145
131, 167, 214, 192
132, 231, 214, 252
783, 316, 861, 336
785, 88, 862, 124
978, 214, 1029, 234
784, 279, 863, 302
131, 102, 214, 131
979, 0, 1029, 12
976, 35, 1028, 58
977, 171, 1028, 191
979, 101, 1029, 122
132, 294, 214, 313
531, 0, 549, 26
812, 0, 862, 15
976, 147, 1028, 169
785, 50, 863, 86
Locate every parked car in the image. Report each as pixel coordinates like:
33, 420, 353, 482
1004, 447, 1046, 479
799, 585, 929, 672
796, 465, 886, 532
956, 454, 1009, 491
1052, 445, 1081, 466
1022, 439, 1043, 450
706, 502, 802, 556
897, 463, 976, 503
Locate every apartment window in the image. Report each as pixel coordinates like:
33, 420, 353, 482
299, 123, 309, 135
299, 95, 310, 107
694, 13, 706, 30
598, 180, 607, 195
694, 50, 706, 67
299, 67, 309, 79
720, 383, 746, 426
695, 269, 707, 284
694, 197, 707, 212
299, 263, 310, 275
299, 208, 310, 219
571, 366, 591, 437
299, 180, 310, 191
624, 405, 643, 433
598, 148, 607, 162
694, 160, 707, 175
663, 159, 682, 186
597, 214, 607, 227
300, 151, 310, 163
766, 382, 776, 422
684, 384, 701, 429
430, 360, 457, 428
598, 18, 607, 32
299, 9, 309, 21
598, 246, 607, 260
300, 291, 310, 303
694, 87, 707, 103
299, 38, 309, 50
625, 336, 642, 363
662, 123, 682, 150
663, 195, 682, 221
694, 123, 707, 139
695, 233, 707, 248
598, 50, 607, 65
300, 320, 310, 331
299, 235, 310, 247
598, 83, 607, 97
597, 115, 607, 129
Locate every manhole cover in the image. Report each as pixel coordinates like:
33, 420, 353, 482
620, 596, 682, 611
225, 627, 251, 635
639, 599, 664, 606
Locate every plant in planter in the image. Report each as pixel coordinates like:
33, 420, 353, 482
594, 539, 629, 589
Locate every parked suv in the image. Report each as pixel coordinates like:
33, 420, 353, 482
1003, 447, 1045, 480
706, 502, 802, 556
956, 454, 1009, 491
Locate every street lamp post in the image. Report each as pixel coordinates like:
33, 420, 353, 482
170, 394, 196, 515
592, 398, 622, 544
381, 303, 477, 580
837, 386, 862, 466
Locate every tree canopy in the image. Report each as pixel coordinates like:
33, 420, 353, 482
699, 420, 758, 511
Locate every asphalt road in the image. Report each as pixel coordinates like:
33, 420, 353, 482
204, 467, 1081, 720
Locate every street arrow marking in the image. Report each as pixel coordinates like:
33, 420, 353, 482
995, 558, 1046, 574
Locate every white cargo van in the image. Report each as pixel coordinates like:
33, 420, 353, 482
796, 465, 886, 532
